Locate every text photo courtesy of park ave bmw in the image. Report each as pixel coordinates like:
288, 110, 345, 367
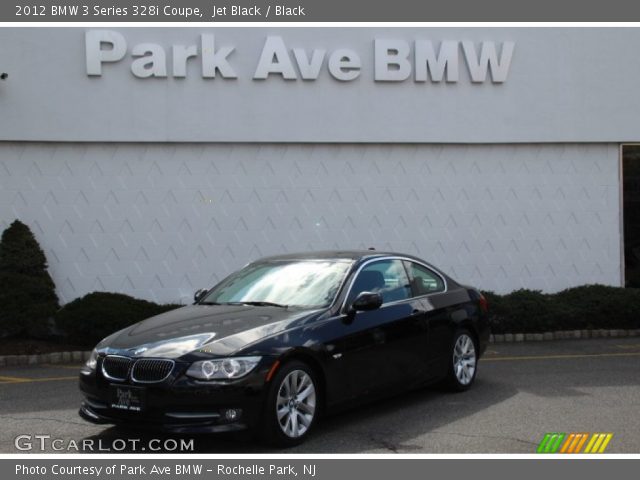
1, 5, 640, 462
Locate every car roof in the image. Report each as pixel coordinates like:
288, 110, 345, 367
250, 250, 459, 287
255, 250, 424, 263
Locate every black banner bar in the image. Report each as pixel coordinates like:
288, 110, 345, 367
4, 459, 640, 480
4, 0, 640, 22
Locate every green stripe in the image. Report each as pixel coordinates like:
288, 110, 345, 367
549, 433, 566, 453
544, 434, 558, 453
537, 433, 553, 453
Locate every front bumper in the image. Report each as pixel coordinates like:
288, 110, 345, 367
78, 401, 250, 434
78, 358, 273, 434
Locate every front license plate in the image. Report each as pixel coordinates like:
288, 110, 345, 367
109, 385, 146, 412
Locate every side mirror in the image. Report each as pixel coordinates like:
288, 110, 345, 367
194, 288, 208, 303
351, 291, 383, 312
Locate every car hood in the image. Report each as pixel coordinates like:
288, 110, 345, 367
97, 304, 322, 359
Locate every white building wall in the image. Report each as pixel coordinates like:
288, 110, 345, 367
3, 28, 640, 144
0, 142, 621, 304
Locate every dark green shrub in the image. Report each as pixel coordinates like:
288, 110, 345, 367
55, 292, 181, 346
0, 220, 59, 338
480, 290, 503, 315
555, 285, 640, 330
482, 285, 640, 334
484, 289, 562, 334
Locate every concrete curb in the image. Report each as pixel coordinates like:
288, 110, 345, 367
0, 350, 91, 367
490, 328, 640, 344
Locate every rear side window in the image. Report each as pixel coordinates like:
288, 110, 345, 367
405, 261, 446, 296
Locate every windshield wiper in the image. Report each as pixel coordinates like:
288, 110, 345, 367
200, 300, 289, 308
239, 301, 288, 308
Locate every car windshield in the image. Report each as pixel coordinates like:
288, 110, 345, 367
200, 259, 353, 308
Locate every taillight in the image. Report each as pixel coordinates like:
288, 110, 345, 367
479, 294, 489, 313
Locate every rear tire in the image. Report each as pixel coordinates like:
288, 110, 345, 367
446, 329, 478, 391
260, 360, 319, 447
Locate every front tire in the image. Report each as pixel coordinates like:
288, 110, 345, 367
260, 360, 319, 447
446, 329, 478, 391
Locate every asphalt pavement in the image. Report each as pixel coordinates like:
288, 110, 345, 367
1, 337, 639, 453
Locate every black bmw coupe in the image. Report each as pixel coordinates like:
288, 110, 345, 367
79, 250, 489, 446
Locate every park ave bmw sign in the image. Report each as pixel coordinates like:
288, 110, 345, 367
85, 30, 515, 83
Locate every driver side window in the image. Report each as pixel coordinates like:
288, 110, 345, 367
347, 259, 411, 306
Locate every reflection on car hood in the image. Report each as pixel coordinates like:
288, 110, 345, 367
99, 304, 320, 359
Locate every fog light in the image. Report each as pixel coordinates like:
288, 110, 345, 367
224, 408, 241, 421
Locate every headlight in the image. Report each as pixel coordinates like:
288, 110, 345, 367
85, 348, 98, 370
186, 357, 261, 380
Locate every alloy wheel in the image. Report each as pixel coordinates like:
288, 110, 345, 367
453, 333, 477, 386
276, 369, 317, 438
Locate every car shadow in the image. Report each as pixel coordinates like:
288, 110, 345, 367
79, 376, 519, 453
292, 377, 520, 453
77, 341, 640, 453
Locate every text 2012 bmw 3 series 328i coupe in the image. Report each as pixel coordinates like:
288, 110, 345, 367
79, 250, 489, 446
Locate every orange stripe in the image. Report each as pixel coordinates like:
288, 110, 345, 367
560, 434, 575, 453
574, 433, 589, 453
265, 360, 280, 382
567, 434, 581, 453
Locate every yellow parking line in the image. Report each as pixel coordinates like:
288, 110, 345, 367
1, 351, 638, 384
40, 364, 81, 370
484, 352, 640, 362
29, 376, 77, 382
0, 375, 31, 383
0, 376, 76, 385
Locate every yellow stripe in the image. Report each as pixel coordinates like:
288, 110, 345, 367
615, 344, 640, 349
590, 434, 606, 453
484, 352, 640, 362
29, 376, 76, 382
574, 433, 589, 453
40, 364, 82, 370
0, 375, 31, 383
0, 376, 76, 385
560, 433, 575, 453
598, 434, 613, 453
584, 434, 599, 453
